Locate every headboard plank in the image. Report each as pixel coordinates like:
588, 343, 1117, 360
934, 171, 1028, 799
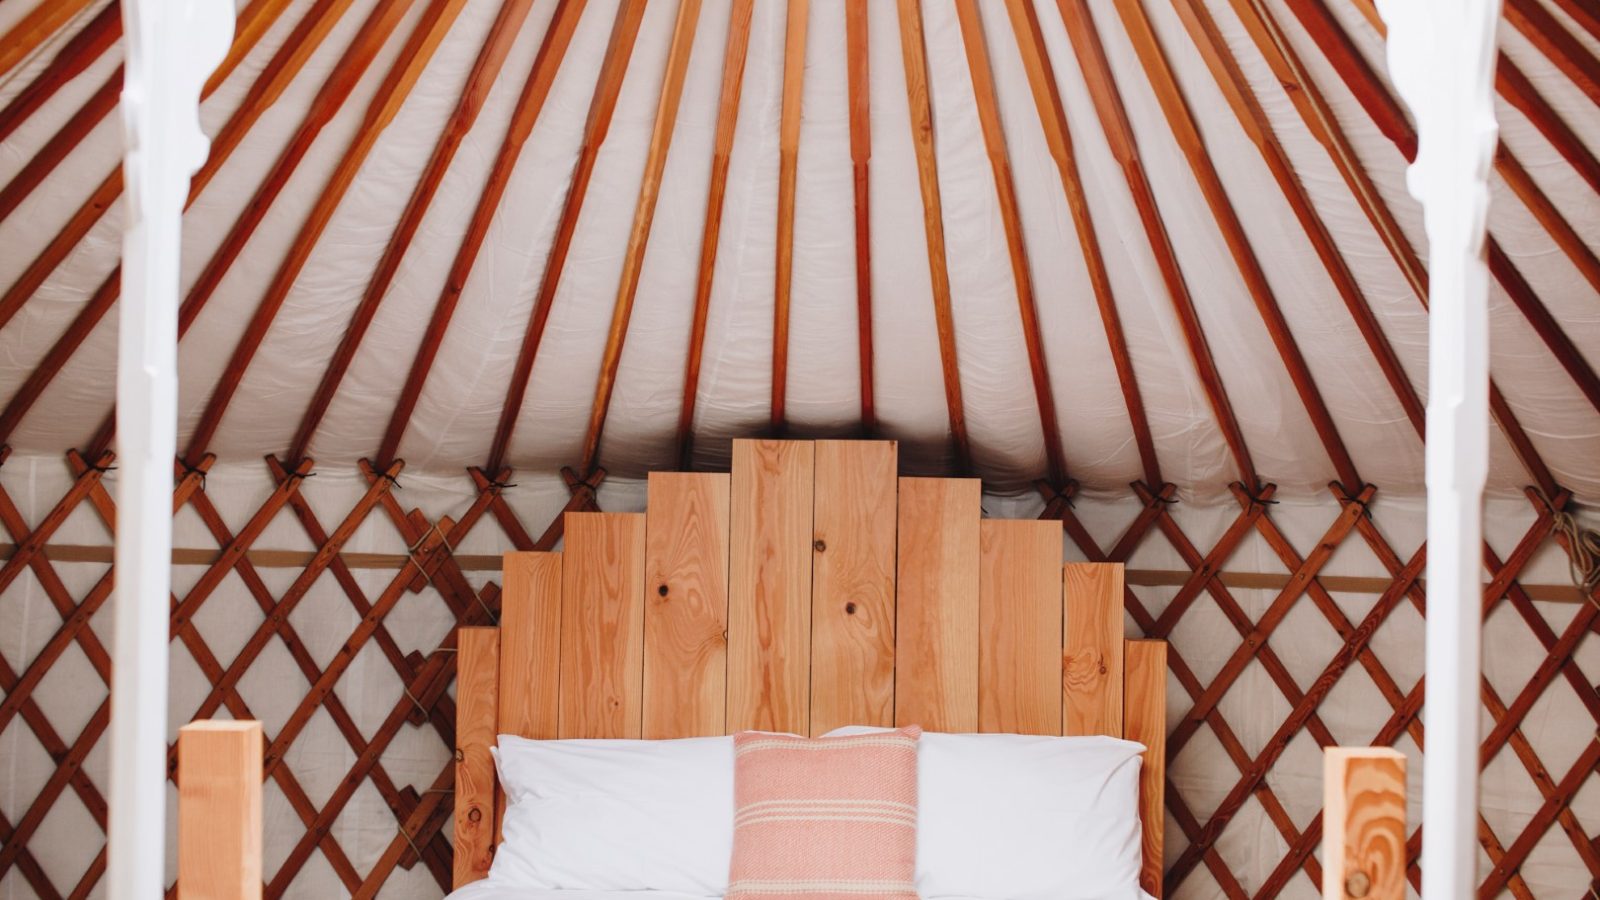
1064, 562, 1126, 736
810, 440, 898, 735
727, 439, 815, 733
1125, 639, 1168, 897
894, 477, 981, 732
644, 472, 731, 739
978, 519, 1063, 735
558, 512, 647, 739
453, 627, 499, 889
499, 552, 562, 739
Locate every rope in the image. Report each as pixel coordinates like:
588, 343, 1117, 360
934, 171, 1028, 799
405, 521, 498, 626
1549, 507, 1600, 609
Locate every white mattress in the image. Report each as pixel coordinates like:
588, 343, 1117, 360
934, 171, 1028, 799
445, 885, 1157, 900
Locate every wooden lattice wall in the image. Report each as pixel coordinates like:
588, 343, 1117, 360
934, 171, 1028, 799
0, 444, 1595, 898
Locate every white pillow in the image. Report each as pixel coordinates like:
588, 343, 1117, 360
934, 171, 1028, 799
828, 727, 1147, 899
489, 734, 733, 895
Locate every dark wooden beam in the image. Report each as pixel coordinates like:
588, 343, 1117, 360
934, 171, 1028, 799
845, 0, 875, 432
675, 0, 756, 470
1050, 0, 1260, 491
951, 0, 1069, 487
181, 0, 470, 465
893, 0, 972, 475
0, 0, 98, 81
1000, 0, 1162, 488
0, 3, 119, 155
288, 0, 540, 465
771, 0, 809, 431
483, 0, 648, 476
376, 0, 592, 468
1503, 0, 1600, 109
579, 0, 705, 476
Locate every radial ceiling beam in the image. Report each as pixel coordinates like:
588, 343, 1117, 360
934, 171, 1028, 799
0, 2, 119, 147
1110, 0, 1363, 494
675, 0, 755, 470
1283, 0, 1600, 418
1224, 0, 1561, 497
770, 0, 808, 431
1496, 55, 1600, 198
579, 0, 704, 476
375, 0, 592, 469
0, 0, 98, 82
182, 0, 470, 466
845, 0, 875, 432
1165, 0, 1424, 434
0, 0, 357, 448
483, 0, 649, 476
1049, 0, 1260, 491
287, 0, 542, 466
950, 0, 1069, 487
1503, 0, 1600, 109
0, 0, 286, 221
892, 0, 973, 475
0, 0, 360, 333
998, 0, 1161, 489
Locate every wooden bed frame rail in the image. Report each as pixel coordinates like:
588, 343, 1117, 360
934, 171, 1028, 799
454, 440, 1169, 894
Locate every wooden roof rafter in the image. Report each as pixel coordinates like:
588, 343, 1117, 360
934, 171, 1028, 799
483, 0, 650, 476
0, 0, 285, 221
1108, 0, 1365, 496
892, 0, 973, 476
579, 0, 706, 477
0, 0, 99, 83
998, 0, 1162, 489
0, 0, 359, 448
1282, 0, 1600, 418
951, 0, 1070, 490
1503, 0, 1600, 109
287, 0, 543, 466
1049, 0, 1260, 492
674, 0, 756, 470
845, 0, 875, 433
180, 0, 472, 466
374, 0, 593, 469
1223, 0, 1562, 498
771, 0, 809, 433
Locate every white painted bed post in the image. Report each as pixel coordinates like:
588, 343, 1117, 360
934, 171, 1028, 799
1375, 0, 1502, 896
110, 1, 234, 898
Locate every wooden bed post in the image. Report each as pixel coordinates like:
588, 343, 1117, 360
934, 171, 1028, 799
454, 627, 499, 888
1323, 748, 1407, 900
177, 720, 262, 900
1125, 640, 1167, 897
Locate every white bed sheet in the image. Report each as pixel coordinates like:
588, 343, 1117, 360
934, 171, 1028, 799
445, 885, 1158, 900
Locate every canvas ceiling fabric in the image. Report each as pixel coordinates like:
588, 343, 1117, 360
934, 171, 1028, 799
0, 0, 1594, 500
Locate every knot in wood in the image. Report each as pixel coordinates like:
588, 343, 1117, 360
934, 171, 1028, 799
845, 602, 857, 615
1344, 871, 1371, 898
453, 749, 464, 763
657, 583, 670, 598
814, 539, 827, 553
467, 807, 482, 823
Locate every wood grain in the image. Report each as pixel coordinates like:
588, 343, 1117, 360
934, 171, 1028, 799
1322, 748, 1406, 900
978, 519, 1062, 735
644, 472, 730, 738
772, 0, 811, 429
498, 552, 562, 739
1124, 639, 1168, 897
453, 628, 499, 888
894, 477, 980, 732
178, 720, 263, 900
845, 0, 875, 427
727, 440, 815, 733
810, 441, 897, 734
559, 513, 647, 739
1063, 562, 1124, 736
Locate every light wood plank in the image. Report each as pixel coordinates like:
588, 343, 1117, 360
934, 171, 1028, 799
894, 477, 980, 732
1125, 639, 1168, 897
453, 627, 499, 888
1063, 562, 1124, 736
559, 512, 646, 739
1323, 747, 1406, 900
644, 472, 730, 738
498, 552, 561, 739
810, 440, 897, 734
178, 720, 263, 900
727, 439, 815, 733
979, 519, 1062, 735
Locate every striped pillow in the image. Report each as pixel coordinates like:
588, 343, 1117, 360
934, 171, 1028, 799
727, 726, 921, 900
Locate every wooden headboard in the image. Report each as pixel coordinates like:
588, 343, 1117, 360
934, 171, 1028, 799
454, 440, 1168, 894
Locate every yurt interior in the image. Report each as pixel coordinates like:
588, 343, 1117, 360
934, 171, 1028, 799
0, 0, 1596, 897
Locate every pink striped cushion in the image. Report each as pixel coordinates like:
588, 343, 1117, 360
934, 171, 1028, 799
727, 727, 921, 900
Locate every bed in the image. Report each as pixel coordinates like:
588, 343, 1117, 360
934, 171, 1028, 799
452, 440, 1168, 898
